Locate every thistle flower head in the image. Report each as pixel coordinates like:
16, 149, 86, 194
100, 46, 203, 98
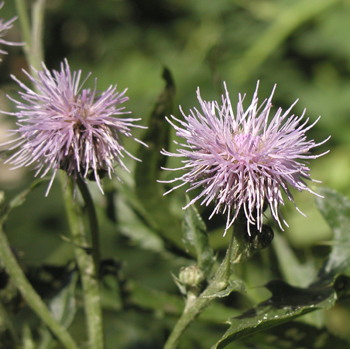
0, 2, 20, 56
161, 82, 329, 235
2, 59, 146, 194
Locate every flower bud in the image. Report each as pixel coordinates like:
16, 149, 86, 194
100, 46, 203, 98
179, 265, 204, 289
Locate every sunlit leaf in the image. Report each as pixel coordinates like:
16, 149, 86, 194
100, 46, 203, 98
273, 234, 316, 287
272, 234, 323, 327
315, 187, 350, 279
237, 321, 350, 349
213, 280, 336, 349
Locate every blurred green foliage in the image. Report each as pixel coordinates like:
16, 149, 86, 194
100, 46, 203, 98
1, 0, 350, 348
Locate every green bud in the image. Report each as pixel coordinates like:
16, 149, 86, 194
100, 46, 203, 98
179, 265, 204, 288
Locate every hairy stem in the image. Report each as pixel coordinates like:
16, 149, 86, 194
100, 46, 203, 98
60, 173, 104, 349
76, 177, 101, 270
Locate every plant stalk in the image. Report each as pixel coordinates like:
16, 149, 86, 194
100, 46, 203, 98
15, 0, 45, 72
164, 221, 244, 349
76, 177, 101, 270
60, 173, 104, 349
0, 225, 78, 349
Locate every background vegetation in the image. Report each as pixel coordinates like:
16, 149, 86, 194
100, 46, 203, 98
1, 0, 350, 348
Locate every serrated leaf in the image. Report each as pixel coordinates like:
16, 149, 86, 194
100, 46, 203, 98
213, 280, 336, 349
238, 321, 350, 349
315, 187, 350, 279
183, 195, 215, 275
134, 68, 186, 251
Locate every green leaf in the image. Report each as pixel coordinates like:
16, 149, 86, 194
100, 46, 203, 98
182, 195, 215, 275
127, 280, 239, 323
0, 178, 48, 224
115, 191, 165, 252
22, 325, 36, 349
238, 321, 350, 349
128, 280, 184, 316
213, 280, 336, 349
273, 234, 316, 287
0, 301, 19, 345
272, 233, 324, 327
100, 273, 123, 311
205, 280, 245, 299
36, 270, 78, 349
134, 68, 186, 251
315, 187, 350, 279
48, 271, 78, 328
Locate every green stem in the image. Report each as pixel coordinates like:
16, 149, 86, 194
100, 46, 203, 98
0, 226, 78, 349
60, 173, 104, 349
231, 0, 338, 84
15, 0, 46, 72
31, 0, 46, 67
164, 250, 231, 349
14, 0, 32, 59
224, 228, 236, 282
165, 213, 254, 349
76, 177, 101, 270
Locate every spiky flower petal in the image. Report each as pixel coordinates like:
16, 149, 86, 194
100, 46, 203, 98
2, 59, 146, 194
161, 82, 329, 235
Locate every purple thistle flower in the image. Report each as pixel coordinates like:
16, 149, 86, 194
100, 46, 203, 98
0, 2, 20, 56
2, 59, 146, 195
160, 82, 329, 235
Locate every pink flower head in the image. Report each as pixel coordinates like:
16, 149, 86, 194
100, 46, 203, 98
3, 59, 146, 195
0, 2, 20, 56
161, 82, 329, 235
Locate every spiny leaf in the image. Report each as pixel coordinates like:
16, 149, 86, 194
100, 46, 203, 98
213, 280, 336, 349
237, 321, 350, 349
